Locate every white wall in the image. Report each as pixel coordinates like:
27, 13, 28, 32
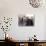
0, 0, 46, 40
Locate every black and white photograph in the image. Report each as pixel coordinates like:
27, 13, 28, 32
18, 15, 34, 26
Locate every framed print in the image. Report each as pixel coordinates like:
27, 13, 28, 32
18, 14, 35, 26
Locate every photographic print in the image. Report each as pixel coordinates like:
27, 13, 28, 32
18, 14, 35, 26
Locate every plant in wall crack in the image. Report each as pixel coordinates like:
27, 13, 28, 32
1, 17, 12, 39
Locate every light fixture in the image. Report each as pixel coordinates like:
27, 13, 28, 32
29, 0, 45, 8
